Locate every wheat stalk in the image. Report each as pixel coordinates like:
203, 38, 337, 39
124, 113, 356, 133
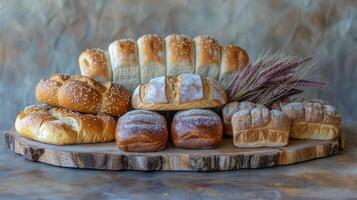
227, 52, 327, 106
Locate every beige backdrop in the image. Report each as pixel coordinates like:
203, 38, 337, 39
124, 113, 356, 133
0, 0, 356, 125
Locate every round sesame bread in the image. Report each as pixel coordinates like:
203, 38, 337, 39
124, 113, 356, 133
115, 110, 168, 152
15, 104, 116, 145
35, 74, 130, 117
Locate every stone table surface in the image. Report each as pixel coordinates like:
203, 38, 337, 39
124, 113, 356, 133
0, 123, 356, 200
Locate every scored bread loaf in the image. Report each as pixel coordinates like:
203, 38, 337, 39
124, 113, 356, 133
115, 110, 168, 152
232, 106, 290, 148
272, 98, 341, 140
222, 101, 265, 136
15, 105, 116, 145
78, 34, 249, 91
35, 74, 130, 117
132, 73, 227, 110
171, 109, 223, 149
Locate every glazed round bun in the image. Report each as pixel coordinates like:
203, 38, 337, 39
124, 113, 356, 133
35, 74, 130, 117
15, 104, 116, 145
171, 109, 223, 149
115, 110, 168, 152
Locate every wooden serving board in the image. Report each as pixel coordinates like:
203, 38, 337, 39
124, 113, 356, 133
3, 128, 344, 171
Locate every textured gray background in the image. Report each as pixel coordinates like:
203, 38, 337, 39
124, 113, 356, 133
0, 0, 356, 124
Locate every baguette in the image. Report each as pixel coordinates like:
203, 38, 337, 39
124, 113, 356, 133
132, 73, 227, 110
35, 74, 130, 117
79, 34, 249, 90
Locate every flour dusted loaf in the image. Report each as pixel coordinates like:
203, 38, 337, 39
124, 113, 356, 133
79, 34, 249, 91
232, 106, 290, 148
132, 73, 227, 110
273, 98, 341, 140
15, 105, 116, 145
115, 110, 168, 152
222, 101, 265, 136
171, 109, 223, 149
35, 74, 130, 117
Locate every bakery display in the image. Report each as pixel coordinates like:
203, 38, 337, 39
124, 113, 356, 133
115, 110, 168, 152
231, 106, 290, 147
171, 109, 223, 149
78, 34, 249, 91
132, 73, 227, 110
222, 101, 265, 136
273, 98, 341, 140
35, 74, 130, 117
15, 104, 116, 145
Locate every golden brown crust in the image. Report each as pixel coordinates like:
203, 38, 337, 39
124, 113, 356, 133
232, 107, 290, 147
165, 34, 194, 76
132, 74, 227, 111
218, 45, 249, 88
36, 74, 130, 117
171, 109, 223, 149
15, 105, 116, 145
275, 98, 341, 140
194, 35, 221, 80
79, 48, 111, 82
222, 101, 265, 136
115, 110, 168, 152
138, 34, 166, 83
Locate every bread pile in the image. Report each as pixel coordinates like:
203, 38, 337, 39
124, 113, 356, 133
15, 33, 341, 153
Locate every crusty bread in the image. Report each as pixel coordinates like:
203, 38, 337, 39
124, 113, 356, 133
171, 109, 223, 149
273, 98, 341, 140
194, 35, 221, 80
79, 34, 249, 91
138, 34, 166, 83
165, 34, 194, 76
115, 110, 168, 152
232, 107, 290, 148
222, 101, 265, 136
35, 74, 130, 117
108, 39, 141, 93
218, 45, 249, 88
15, 105, 116, 145
79, 48, 112, 82
132, 73, 227, 110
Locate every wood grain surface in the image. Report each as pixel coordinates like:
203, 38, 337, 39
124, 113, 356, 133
4, 128, 344, 171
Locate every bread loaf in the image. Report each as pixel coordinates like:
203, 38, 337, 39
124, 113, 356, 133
79, 48, 112, 82
222, 101, 265, 136
108, 39, 141, 93
79, 34, 249, 91
171, 109, 223, 149
115, 110, 168, 152
132, 73, 227, 110
219, 45, 249, 88
15, 105, 116, 145
273, 98, 341, 140
35, 74, 130, 117
232, 107, 290, 147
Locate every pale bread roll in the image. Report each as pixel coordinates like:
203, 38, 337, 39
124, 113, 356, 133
219, 45, 249, 88
79, 48, 112, 82
132, 73, 227, 110
15, 105, 116, 145
194, 35, 221, 80
232, 107, 290, 148
273, 98, 341, 140
108, 39, 140, 93
165, 34, 194, 76
137, 34, 166, 83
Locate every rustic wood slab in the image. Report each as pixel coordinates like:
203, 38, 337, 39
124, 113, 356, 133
3, 128, 343, 171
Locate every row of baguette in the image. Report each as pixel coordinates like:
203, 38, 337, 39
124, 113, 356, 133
15, 73, 341, 151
